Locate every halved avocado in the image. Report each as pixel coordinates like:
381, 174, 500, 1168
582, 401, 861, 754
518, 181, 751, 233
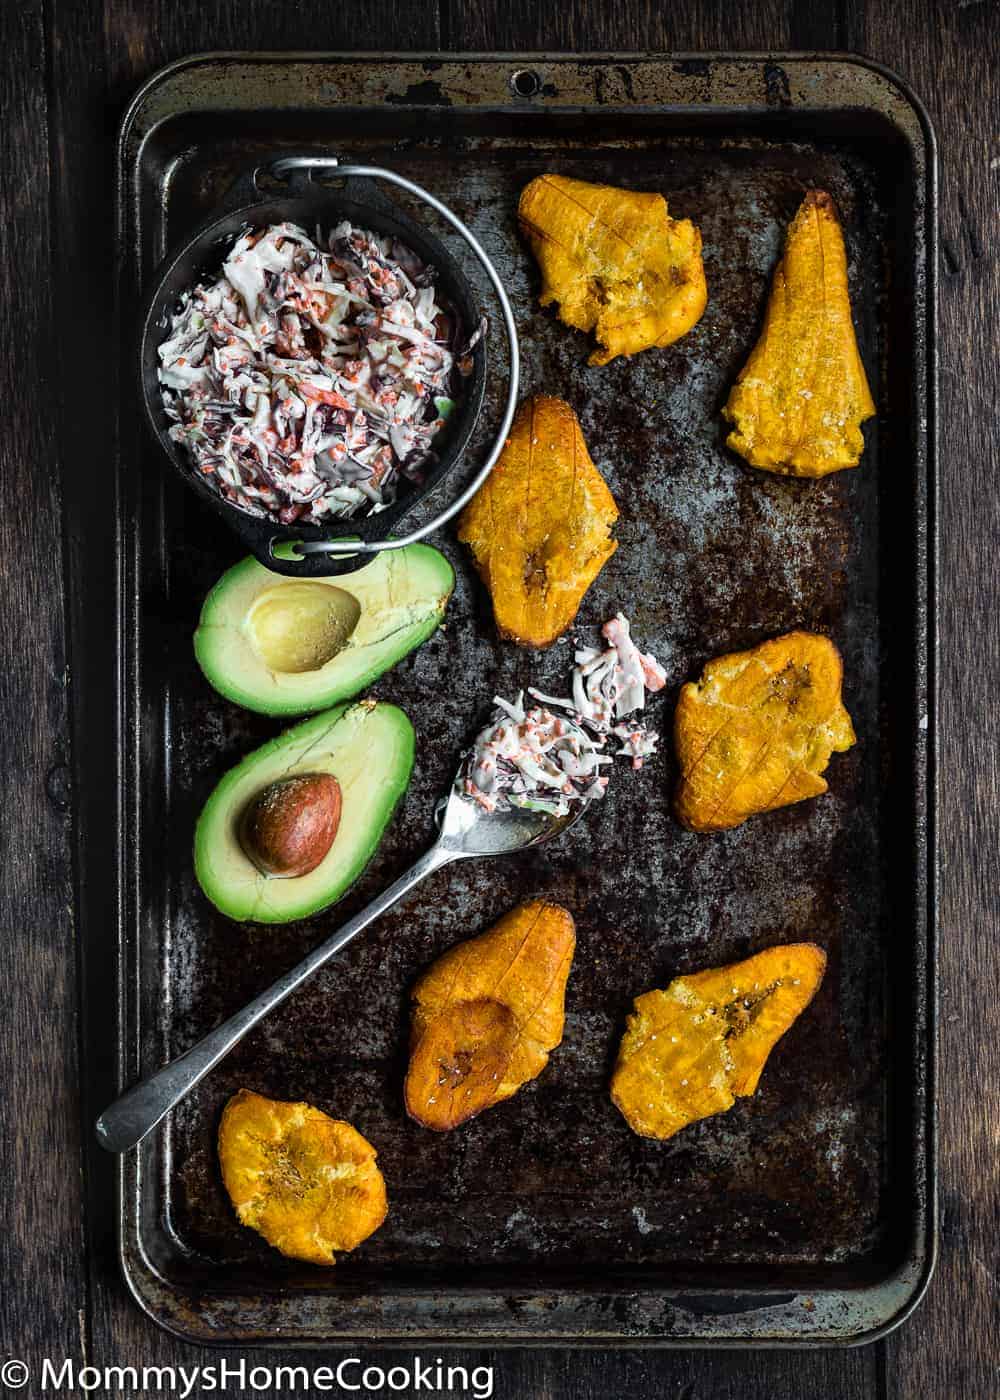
194, 545, 454, 716
195, 701, 414, 924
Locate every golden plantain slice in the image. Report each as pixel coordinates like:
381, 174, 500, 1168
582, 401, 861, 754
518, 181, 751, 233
674, 631, 856, 833
218, 1089, 387, 1265
405, 900, 576, 1130
456, 396, 618, 649
611, 943, 827, 1140
723, 190, 876, 477
518, 174, 707, 366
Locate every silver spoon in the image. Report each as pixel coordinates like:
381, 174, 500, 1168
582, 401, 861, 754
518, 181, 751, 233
95, 773, 585, 1153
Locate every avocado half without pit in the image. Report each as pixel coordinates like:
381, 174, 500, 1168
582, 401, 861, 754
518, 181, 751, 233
194, 544, 454, 716
196, 701, 414, 923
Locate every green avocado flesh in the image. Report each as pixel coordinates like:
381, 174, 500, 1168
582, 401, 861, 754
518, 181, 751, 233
195, 701, 415, 924
194, 545, 454, 716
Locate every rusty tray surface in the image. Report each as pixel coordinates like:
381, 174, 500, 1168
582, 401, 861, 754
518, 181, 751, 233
113, 53, 936, 1345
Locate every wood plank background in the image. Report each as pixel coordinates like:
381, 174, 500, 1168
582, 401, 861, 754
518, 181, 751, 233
2, 0, 996, 1395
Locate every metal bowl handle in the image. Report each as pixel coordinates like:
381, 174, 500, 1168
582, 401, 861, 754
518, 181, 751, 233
264, 155, 519, 562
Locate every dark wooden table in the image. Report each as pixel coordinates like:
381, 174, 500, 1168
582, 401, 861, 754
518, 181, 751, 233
3, 1, 997, 1395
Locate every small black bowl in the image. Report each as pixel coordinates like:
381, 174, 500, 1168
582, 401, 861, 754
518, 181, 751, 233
139, 158, 487, 577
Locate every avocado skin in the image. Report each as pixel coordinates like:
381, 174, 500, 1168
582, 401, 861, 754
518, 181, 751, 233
194, 701, 415, 924
194, 545, 454, 717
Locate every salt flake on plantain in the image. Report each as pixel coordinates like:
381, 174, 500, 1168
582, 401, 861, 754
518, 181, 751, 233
518, 173, 707, 365
405, 900, 576, 1130
457, 396, 618, 648
723, 190, 875, 477
611, 943, 827, 1141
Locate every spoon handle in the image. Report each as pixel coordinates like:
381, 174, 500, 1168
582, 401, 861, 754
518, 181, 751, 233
95, 841, 457, 1154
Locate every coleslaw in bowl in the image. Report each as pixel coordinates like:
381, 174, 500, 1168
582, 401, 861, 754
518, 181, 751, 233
139, 158, 489, 578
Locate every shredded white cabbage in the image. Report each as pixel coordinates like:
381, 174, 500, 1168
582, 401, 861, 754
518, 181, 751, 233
461, 613, 667, 817
158, 221, 480, 523
529, 613, 666, 769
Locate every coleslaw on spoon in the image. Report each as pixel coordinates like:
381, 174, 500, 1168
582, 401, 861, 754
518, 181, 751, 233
461, 613, 667, 817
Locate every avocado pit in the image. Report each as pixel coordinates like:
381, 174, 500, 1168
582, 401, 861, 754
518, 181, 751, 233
246, 583, 362, 675
239, 772, 342, 879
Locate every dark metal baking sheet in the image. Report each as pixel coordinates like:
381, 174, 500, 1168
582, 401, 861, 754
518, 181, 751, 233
112, 53, 936, 1345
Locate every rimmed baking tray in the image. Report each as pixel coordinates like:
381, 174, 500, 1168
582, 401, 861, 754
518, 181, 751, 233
112, 52, 936, 1345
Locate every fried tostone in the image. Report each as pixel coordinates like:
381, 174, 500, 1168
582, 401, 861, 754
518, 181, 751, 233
611, 943, 827, 1140
518, 173, 707, 366
405, 900, 576, 1131
674, 630, 856, 833
457, 396, 618, 649
723, 190, 876, 477
218, 1089, 387, 1265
